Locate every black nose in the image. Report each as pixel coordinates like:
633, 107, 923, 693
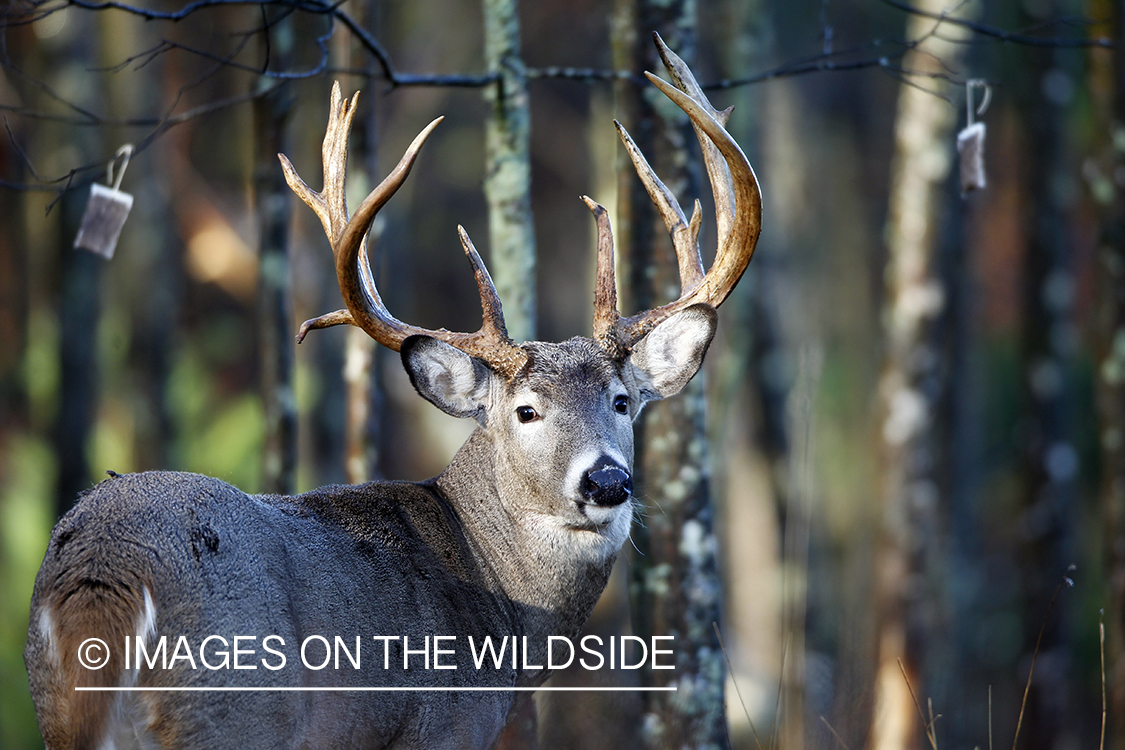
582, 462, 632, 507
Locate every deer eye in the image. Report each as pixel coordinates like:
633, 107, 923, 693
516, 405, 539, 423
614, 395, 629, 414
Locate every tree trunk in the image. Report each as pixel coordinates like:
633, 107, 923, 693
338, 0, 383, 485
710, 2, 790, 745
129, 40, 180, 474
482, 2, 537, 744
871, 3, 969, 748
49, 29, 103, 517
1089, 0, 1124, 746
483, 0, 536, 343
1010, 6, 1084, 748
254, 13, 296, 495
612, 3, 728, 747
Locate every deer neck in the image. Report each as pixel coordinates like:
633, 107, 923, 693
434, 429, 616, 646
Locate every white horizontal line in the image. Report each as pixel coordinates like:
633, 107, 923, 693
75, 686, 677, 692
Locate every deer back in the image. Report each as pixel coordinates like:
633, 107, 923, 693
27, 469, 528, 748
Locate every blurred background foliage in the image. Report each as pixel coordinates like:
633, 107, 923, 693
1, 0, 1123, 748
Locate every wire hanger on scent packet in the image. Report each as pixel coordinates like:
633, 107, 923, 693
957, 80, 990, 195
74, 144, 135, 259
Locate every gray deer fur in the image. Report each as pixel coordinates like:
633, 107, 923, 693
25, 314, 716, 750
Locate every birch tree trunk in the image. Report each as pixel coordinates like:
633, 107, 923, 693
612, 2, 727, 747
482, 4, 537, 743
871, 4, 969, 748
483, 0, 535, 343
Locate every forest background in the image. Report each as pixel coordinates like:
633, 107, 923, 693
0, 0, 1123, 748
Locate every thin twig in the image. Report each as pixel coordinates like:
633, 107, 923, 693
1100, 611, 1107, 750
4, 115, 41, 180
988, 686, 993, 750
928, 698, 939, 749
897, 658, 938, 750
820, 716, 851, 750
1011, 565, 1076, 750
771, 635, 788, 750
879, 0, 1115, 48
713, 621, 765, 750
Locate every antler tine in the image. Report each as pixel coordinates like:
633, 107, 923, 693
456, 226, 512, 342
282, 82, 529, 379
596, 36, 762, 350
296, 309, 352, 344
279, 82, 358, 248
322, 83, 357, 248
613, 121, 705, 291
651, 33, 737, 247
294, 237, 378, 343
581, 196, 628, 357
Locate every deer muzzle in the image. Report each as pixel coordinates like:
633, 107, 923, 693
581, 460, 632, 507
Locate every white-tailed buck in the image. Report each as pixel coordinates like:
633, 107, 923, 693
26, 34, 760, 750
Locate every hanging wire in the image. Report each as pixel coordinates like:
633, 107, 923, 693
965, 79, 991, 127
107, 144, 134, 191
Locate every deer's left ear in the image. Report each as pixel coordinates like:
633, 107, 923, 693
626, 304, 717, 402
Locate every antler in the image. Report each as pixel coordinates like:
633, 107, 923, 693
279, 82, 529, 379
585, 32, 762, 354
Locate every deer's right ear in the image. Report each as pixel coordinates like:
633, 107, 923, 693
401, 335, 493, 420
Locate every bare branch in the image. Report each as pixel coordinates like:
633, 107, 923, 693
880, 0, 1115, 48
0, 0, 1113, 196
3, 115, 41, 180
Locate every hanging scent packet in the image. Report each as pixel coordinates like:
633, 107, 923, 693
74, 145, 134, 260
957, 80, 990, 196
957, 121, 986, 194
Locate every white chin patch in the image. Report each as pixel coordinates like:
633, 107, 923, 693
583, 502, 625, 527
527, 502, 633, 563
579, 501, 632, 554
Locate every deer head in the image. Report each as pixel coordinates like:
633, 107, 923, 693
278, 35, 760, 572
